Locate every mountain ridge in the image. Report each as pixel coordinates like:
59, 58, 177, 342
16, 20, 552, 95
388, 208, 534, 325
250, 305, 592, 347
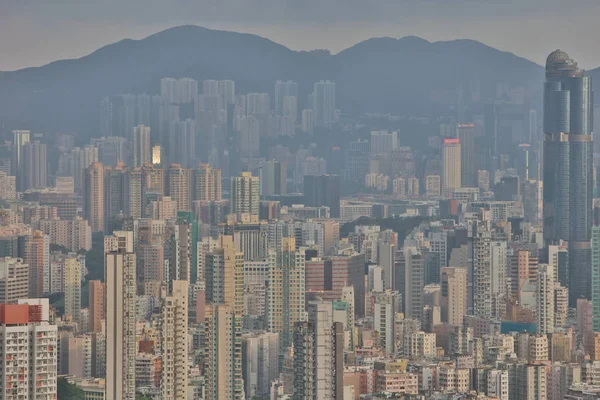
0, 25, 559, 138
0, 27, 544, 75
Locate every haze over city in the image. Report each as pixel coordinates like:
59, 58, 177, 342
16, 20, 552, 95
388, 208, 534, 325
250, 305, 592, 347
2, 1, 600, 400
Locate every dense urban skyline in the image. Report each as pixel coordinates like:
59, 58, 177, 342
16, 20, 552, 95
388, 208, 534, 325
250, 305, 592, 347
2, 4, 600, 399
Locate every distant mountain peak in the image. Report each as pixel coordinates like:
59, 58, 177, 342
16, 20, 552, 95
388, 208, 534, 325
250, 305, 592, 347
397, 35, 431, 44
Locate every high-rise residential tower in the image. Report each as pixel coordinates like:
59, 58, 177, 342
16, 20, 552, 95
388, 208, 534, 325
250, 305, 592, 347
373, 290, 399, 356
242, 332, 280, 398
302, 109, 314, 134
313, 80, 336, 126
125, 167, 143, 219
133, 124, 151, 167
543, 50, 594, 305
24, 231, 50, 298
266, 238, 305, 350
88, 280, 105, 333
440, 267, 468, 326
12, 129, 30, 167
194, 164, 222, 201
168, 119, 196, 168
205, 304, 244, 400
169, 219, 192, 282
537, 264, 556, 334
20, 140, 47, 191
94, 135, 127, 166
161, 280, 189, 400
230, 172, 260, 220
275, 80, 298, 116
167, 164, 192, 212
0, 257, 29, 303
63, 256, 82, 329
62, 145, 98, 195
105, 250, 137, 400
12, 129, 31, 187
283, 96, 298, 125
472, 220, 492, 318
0, 301, 57, 399
456, 124, 477, 187
84, 162, 104, 232
370, 130, 399, 156
442, 138, 461, 195
260, 160, 287, 196
293, 300, 344, 400
490, 240, 508, 319
403, 246, 424, 319
204, 236, 244, 400
102, 163, 126, 232
246, 93, 270, 116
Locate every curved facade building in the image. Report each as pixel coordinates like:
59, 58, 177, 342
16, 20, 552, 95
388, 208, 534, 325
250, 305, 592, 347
543, 50, 594, 306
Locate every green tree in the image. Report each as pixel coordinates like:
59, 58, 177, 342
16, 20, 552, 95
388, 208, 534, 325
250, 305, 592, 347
57, 377, 85, 400
50, 244, 71, 254
48, 292, 64, 315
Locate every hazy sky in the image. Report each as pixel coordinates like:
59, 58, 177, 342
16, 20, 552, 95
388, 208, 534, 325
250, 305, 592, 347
2, 0, 599, 71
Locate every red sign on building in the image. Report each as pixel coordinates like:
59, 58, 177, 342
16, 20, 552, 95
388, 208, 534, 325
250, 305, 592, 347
443, 138, 460, 144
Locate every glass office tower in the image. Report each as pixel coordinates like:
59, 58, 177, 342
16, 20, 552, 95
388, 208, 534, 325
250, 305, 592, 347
543, 50, 594, 306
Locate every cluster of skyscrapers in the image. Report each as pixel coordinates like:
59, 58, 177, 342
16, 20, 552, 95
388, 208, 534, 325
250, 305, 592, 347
0, 49, 599, 400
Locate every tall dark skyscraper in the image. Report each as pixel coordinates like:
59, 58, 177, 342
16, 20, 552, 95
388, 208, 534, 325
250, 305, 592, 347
304, 174, 341, 218
482, 103, 498, 172
543, 50, 594, 306
456, 124, 477, 187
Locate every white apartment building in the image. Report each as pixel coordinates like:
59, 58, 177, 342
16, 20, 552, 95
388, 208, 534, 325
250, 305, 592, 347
0, 300, 57, 399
